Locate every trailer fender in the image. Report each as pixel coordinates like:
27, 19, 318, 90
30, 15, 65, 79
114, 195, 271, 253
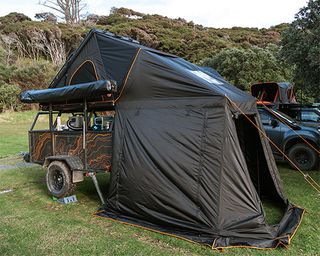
44, 155, 84, 183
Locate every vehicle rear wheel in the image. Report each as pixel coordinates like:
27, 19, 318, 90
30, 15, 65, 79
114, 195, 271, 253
46, 161, 76, 198
288, 143, 319, 171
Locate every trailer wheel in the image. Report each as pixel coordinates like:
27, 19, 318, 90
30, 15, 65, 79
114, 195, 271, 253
288, 143, 318, 171
46, 161, 76, 198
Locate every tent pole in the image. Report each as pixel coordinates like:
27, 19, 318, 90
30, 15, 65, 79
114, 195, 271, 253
49, 103, 55, 155
89, 172, 106, 205
83, 99, 88, 170
257, 155, 260, 196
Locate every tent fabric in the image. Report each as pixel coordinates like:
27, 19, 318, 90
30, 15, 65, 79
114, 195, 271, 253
20, 80, 114, 103
50, 29, 256, 114
45, 29, 303, 249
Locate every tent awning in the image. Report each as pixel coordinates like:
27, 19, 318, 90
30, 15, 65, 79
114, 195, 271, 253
20, 80, 116, 104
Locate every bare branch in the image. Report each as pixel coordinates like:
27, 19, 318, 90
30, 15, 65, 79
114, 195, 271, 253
41, 4, 66, 15
39, 0, 87, 23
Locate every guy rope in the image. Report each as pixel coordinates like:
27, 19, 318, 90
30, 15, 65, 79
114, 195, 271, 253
260, 102, 320, 155
226, 96, 320, 194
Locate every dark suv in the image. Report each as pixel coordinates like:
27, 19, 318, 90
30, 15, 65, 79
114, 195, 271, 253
279, 104, 320, 125
258, 107, 320, 171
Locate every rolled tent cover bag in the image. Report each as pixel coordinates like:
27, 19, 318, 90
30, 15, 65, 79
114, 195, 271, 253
20, 80, 116, 104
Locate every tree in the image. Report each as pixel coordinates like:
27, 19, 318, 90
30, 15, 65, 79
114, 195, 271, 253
109, 7, 118, 15
39, 0, 87, 24
35, 12, 57, 23
201, 45, 293, 91
1, 35, 16, 65
280, 0, 320, 99
114, 7, 144, 18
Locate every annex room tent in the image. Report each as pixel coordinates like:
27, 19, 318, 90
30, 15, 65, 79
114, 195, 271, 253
47, 29, 304, 250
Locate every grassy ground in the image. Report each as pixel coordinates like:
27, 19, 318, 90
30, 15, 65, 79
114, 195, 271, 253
0, 111, 319, 255
0, 110, 49, 158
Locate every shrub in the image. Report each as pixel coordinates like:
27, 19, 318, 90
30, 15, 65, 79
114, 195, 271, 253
11, 59, 58, 90
0, 83, 21, 112
201, 45, 293, 90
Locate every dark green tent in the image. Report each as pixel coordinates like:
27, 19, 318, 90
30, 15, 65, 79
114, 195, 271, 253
27, 29, 304, 249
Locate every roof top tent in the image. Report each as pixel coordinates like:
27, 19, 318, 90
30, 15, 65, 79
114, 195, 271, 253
21, 29, 304, 250
251, 82, 297, 105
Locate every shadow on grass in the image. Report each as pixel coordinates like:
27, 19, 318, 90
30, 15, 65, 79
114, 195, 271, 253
262, 199, 285, 225
77, 173, 111, 202
19, 163, 111, 205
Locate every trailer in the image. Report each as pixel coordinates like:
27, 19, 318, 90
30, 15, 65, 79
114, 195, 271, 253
21, 80, 117, 203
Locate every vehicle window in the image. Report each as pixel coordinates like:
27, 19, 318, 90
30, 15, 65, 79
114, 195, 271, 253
300, 111, 320, 122
273, 109, 296, 124
294, 111, 300, 120
259, 112, 272, 125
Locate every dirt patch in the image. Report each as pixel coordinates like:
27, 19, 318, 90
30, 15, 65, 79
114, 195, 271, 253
0, 163, 35, 171
90, 217, 113, 228
132, 233, 195, 255
0, 156, 36, 171
0, 111, 12, 123
43, 203, 65, 212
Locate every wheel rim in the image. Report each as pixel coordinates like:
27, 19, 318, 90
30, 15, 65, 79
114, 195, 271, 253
294, 150, 310, 165
51, 169, 64, 191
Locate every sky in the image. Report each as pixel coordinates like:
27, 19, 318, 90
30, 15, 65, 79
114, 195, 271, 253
0, 0, 308, 28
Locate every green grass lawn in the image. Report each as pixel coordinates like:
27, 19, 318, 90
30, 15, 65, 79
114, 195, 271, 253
0, 111, 319, 255
0, 110, 49, 158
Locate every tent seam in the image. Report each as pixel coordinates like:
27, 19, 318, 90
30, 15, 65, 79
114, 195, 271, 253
67, 59, 99, 85
115, 116, 126, 211
216, 100, 228, 233
115, 48, 142, 103
94, 33, 107, 80
196, 111, 208, 217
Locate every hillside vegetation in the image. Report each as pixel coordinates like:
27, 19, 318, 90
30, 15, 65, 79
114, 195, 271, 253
0, 8, 302, 112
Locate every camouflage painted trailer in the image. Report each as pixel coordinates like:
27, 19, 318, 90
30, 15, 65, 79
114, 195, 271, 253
21, 80, 117, 202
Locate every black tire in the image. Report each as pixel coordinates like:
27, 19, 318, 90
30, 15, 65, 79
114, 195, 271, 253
46, 161, 76, 198
288, 143, 319, 171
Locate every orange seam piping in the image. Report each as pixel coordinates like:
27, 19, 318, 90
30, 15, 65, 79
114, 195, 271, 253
68, 60, 99, 85
214, 243, 281, 250
114, 48, 142, 103
288, 208, 306, 244
211, 238, 217, 249
92, 210, 301, 251
92, 211, 212, 248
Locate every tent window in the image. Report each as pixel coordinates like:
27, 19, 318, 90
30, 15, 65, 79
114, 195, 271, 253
69, 60, 98, 85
